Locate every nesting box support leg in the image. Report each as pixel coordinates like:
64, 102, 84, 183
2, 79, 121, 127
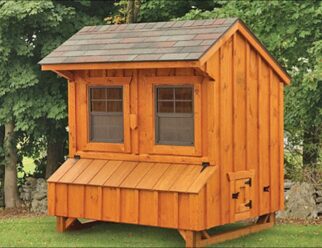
56, 217, 98, 232
179, 230, 201, 248
178, 213, 276, 247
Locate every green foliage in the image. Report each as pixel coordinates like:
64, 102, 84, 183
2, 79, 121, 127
138, 0, 219, 22
0, 1, 117, 179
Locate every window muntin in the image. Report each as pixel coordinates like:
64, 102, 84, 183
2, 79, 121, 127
155, 86, 194, 146
89, 87, 123, 143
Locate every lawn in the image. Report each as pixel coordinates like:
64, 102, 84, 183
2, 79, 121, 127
0, 217, 321, 247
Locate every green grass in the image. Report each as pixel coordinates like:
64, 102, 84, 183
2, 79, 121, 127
0, 217, 321, 247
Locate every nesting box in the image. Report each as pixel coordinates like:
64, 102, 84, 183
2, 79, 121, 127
40, 18, 290, 247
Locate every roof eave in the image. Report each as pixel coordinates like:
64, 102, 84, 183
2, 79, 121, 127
199, 20, 291, 85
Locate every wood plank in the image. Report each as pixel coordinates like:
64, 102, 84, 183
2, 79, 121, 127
55, 183, 68, 216
270, 72, 280, 212
88, 160, 122, 186
131, 70, 139, 155
120, 162, 153, 188
212, 49, 222, 226
84, 186, 102, 220
247, 45, 259, 216
139, 191, 158, 226
59, 159, 93, 183
170, 166, 201, 192
102, 187, 120, 222
73, 160, 108, 185
219, 37, 234, 224
153, 164, 186, 191
233, 32, 247, 172
120, 189, 139, 224
158, 192, 178, 228
188, 166, 216, 193
279, 83, 285, 210
68, 81, 76, 157
258, 58, 271, 214
205, 170, 221, 228
136, 163, 170, 190
104, 161, 138, 187
189, 188, 206, 230
197, 219, 274, 247
75, 76, 88, 151
75, 150, 208, 165
178, 193, 191, 229
67, 185, 84, 218
47, 183, 56, 215
47, 159, 77, 183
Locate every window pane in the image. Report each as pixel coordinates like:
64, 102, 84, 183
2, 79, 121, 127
91, 115, 123, 142
158, 88, 173, 100
157, 116, 194, 145
175, 101, 192, 113
106, 101, 123, 112
91, 88, 106, 100
175, 87, 192, 100
91, 101, 106, 112
158, 101, 174, 113
106, 88, 122, 100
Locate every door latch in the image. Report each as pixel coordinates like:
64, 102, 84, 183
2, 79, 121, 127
245, 200, 252, 209
245, 178, 252, 187
232, 192, 239, 199
263, 186, 270, 192
200, 162, 210, 172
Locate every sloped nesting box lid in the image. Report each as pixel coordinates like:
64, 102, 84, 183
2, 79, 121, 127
48, 159, 216, 194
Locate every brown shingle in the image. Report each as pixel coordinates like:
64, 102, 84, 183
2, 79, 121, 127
39, 18, 238, 65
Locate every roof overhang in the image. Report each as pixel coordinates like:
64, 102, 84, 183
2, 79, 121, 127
41, 60, 215, 81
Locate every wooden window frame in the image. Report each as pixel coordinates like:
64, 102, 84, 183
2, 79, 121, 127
144, 76, 202, 157
89, 86, 124, 143
77, 76, 131, 153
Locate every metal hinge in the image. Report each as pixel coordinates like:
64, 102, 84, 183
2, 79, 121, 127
245, 200, 252, 209
200, 162, 210, 172
232, 192, 240, 199
74, 154, 81, 160
245, 178, 252, 187
263, 186, 270, 192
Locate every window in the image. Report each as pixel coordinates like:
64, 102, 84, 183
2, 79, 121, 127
155, 86, 194, 146
89, 87, 123, 143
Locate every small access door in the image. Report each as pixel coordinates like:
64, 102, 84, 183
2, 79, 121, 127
228, 170, 255, 221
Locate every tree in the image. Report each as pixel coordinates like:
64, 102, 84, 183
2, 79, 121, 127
0, 0, 117, 207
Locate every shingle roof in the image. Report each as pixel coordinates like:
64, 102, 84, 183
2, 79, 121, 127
39, 18, 238, 65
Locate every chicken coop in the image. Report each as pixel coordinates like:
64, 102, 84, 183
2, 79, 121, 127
40, 18, 290, 247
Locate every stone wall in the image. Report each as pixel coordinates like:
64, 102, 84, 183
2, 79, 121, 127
277, 180, 322, 219
19, 177, 47, 214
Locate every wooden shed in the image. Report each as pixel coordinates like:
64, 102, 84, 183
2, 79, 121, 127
40, 18, 290, 247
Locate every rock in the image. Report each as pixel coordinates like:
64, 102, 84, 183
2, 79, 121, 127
33, 192, 46, 201
19, 177, 48, 214
282, 182, 317, 219
25, 177, 37, 188
317, 204, 322, 216
284, 180, 294, 190
316, 190, 322, 197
